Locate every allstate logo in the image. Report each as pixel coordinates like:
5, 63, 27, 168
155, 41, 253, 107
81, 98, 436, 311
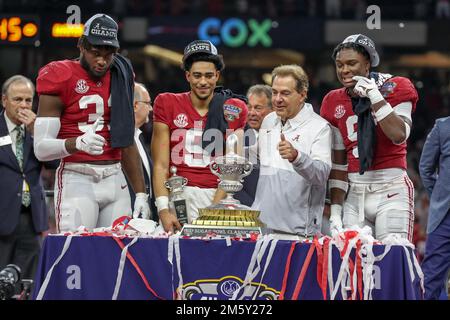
219, 279, 241, 297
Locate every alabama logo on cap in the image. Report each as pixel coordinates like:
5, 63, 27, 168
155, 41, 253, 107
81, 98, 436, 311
174, 113, 189, 128
75, 79, 89, 94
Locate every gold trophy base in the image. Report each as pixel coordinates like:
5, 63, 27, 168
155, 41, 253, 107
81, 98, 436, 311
180, 207, 264, 238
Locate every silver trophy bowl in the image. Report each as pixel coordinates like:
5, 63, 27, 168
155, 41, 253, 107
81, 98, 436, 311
208, 134, 253, 209
164, 166, 188, 195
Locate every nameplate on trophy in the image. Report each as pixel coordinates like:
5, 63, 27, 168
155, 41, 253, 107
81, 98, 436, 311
181, 225, 261, 238
173, 199, 189, 225
165, 166, 189, 226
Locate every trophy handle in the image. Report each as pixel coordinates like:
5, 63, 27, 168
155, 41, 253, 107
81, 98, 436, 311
164, 181, 170, 190
241, 162, 253, 179
209, 161, 221, 178
182, 177, 188, 187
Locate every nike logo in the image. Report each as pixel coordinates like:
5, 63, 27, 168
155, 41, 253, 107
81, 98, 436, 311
387, 193, 399, 199
121, 184, 127, 190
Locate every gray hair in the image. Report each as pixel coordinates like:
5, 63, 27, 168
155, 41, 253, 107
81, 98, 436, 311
134, 82, 148, 102
271, 64, 309, 93
246, 84, 272, 109
2, 75, 35, 96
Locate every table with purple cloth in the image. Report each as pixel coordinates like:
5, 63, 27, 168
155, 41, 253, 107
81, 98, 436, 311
31, 235, 423, 300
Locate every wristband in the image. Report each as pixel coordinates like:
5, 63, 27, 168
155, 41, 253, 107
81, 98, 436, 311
155, 196, 169, 213
374, 103, 394, 122
331, 163, 348, 171
328, 179, 348, 193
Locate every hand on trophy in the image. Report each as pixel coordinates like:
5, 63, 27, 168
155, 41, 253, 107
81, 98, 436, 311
278, 133, 299, 163
159, 209, 182, 234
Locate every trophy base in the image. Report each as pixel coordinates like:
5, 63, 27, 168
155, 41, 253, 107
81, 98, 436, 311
181, 224, 262, 238
180, 205, 265, 238
196, 207, 264, 227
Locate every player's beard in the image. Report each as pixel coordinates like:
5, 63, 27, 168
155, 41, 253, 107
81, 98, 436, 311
193, 87, 213, 101
80, 56, 108, 80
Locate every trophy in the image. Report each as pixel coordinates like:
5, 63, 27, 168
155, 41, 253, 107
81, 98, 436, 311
164, 166, 189, 225
181, 134, 265, 238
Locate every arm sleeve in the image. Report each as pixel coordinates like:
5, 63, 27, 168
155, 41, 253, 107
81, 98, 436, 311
292, 124, 332, 186
33, 117, 71, 161
331, 125, 345, 151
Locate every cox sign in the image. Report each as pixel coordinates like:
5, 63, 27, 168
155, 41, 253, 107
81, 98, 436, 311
198, 18, 273, 48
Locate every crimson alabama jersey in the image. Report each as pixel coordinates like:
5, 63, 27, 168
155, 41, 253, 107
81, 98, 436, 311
153, 92, 248, 188
36, 60, 121, 163
320, 76, 418, 173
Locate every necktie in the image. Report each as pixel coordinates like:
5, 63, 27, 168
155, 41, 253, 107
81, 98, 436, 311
15, 126, 31, 207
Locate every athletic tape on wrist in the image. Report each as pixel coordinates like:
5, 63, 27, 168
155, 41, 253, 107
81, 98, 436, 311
331, 163, 348, 171
155, 196, 169, 213
328, 179, 348, 193
374, 103, 394, 122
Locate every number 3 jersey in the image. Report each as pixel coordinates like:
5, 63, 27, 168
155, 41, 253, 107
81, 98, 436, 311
320, 76, 418, 173
153, 92, 248, 188
36, 60, 121, 163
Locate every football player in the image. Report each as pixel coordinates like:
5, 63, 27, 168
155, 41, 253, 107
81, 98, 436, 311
33, 14, 150, 232
320, 34, 418, 242
152, 40, 248, 233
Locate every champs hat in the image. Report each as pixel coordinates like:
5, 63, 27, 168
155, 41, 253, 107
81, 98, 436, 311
83, 13, 120, 48
341, 34, 379, 67
182, 40, 218, 63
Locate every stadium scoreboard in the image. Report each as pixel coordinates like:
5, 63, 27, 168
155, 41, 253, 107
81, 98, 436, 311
0, 15, 40, 45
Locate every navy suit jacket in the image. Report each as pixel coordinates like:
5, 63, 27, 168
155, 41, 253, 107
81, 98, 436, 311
129, 132, 157, 221
234, 166, 259, 207
0, 111, 58, 236
419, 116, 450, 234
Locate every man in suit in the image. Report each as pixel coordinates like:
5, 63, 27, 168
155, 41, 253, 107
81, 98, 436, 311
235, 84, 272, 207
130, 83, 157, 221
419, 116, 450, 299
0, 75, 57, 281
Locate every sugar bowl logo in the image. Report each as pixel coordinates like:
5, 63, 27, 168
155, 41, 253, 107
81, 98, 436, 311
223, 104, 241, 122
380, 81, 397, 98
182, 275, 279, 300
